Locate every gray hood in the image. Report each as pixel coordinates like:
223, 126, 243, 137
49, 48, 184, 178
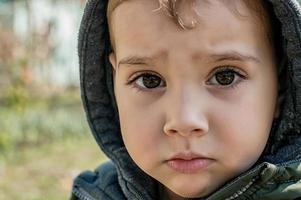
78, 0, 301, 199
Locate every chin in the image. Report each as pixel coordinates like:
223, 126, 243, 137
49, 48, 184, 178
170, 186, 211, 199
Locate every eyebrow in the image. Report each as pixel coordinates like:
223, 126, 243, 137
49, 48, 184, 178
118, 56, 154, 68
118, 51, 261, 68
206, 51, 261, 64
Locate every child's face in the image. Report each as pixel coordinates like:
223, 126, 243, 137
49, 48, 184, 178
109, 0, 278, 198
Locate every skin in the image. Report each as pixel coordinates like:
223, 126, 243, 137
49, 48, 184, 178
109, 0, 278, 199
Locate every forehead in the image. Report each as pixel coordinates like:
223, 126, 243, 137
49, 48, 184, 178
107, 0, 237, 13
107, 0, 270, 52
107, 0, 264, 24
109, 0, 275, 75
110, 0, 265, 55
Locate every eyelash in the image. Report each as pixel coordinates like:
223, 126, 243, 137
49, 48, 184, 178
207, 66, 247, 90
126, 70, 164, 92
126, 66, 247, 92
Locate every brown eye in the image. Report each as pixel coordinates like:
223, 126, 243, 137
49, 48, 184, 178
134, 73, 165, 89
215, 70, 235, 85
206, 67, 246, 88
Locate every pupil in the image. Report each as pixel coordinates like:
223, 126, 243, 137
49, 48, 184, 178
216, 71, 235, 85
143, 74, 161, 88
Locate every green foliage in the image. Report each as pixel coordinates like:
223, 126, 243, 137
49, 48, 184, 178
0, 89, 90, 153
0, 88, 99, 200
2, 85, 30, 110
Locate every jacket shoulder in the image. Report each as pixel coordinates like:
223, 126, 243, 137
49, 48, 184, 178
70, 161, 126, 200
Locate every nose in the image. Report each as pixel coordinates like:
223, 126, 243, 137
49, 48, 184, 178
163, 88, 209, 137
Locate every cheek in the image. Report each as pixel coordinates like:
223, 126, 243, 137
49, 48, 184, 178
211, 78, 277, 169
115, 88, 165, 169
213, 107, 269, 157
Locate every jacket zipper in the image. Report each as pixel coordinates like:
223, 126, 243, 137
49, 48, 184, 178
207, 163, 267, 200
73, 187, 97, 200
224, 177, 256, 200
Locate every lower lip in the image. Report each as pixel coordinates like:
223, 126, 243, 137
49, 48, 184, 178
166, 158, 214, 173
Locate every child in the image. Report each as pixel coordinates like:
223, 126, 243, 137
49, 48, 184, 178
71, 0, 301, 199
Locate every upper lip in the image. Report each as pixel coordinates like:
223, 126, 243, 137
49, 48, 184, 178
168, 152, 212, 161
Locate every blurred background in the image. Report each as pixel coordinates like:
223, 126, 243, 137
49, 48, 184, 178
0, 0, 106, 199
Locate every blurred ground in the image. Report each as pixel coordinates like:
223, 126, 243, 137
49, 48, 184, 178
0, 89, 108, 200
0, 138, 106, 200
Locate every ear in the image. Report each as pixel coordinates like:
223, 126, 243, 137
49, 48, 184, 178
109, 52, 117, 70
109, 52, 117, 78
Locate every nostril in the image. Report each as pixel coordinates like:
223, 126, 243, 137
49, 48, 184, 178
193, 128, 202, 132
169, 129, 177, 134
165, 128, 204, 136
163, 119, 209, 137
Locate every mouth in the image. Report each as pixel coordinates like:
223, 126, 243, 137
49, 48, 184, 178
166, 152, 215, 173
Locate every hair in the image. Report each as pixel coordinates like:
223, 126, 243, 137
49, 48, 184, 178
107, 0, 282, 63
